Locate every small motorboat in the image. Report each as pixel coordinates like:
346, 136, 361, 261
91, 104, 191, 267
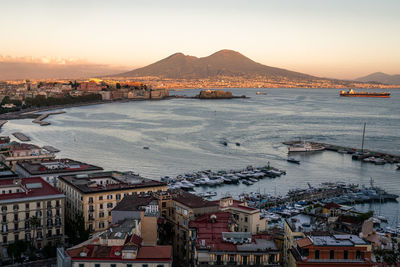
287, 158, 300, 164
242, 180, 253, 185
396, 164, 400, 170
235, 142, 240, 146
143, 146, 150, 150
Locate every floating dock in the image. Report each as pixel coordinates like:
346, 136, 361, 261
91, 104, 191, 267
12, 132, 31, 141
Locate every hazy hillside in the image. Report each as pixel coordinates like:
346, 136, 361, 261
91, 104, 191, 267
0, 62, 127, 80
356, 72, 400, 85
114, 49, 315, 80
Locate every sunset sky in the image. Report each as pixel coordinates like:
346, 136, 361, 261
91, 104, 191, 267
1, 0, 399, 79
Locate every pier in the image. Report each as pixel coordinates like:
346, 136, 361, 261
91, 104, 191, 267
32, 111, 66, 126
0, 120, 7, 128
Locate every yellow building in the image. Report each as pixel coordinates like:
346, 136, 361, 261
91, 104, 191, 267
217, 196, 268, 234
0, 177, 65, 259
57, 171, 167, 233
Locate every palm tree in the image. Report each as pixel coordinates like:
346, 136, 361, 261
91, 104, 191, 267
29, 216, 39, 249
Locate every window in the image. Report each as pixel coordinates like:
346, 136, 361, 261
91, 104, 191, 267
1, 206, 6, 212
26, 212, 30, 219
79, 264, 84, 267
95, 264, 100, 267
99, 196, 103, 200
344, 250, 348, 259
13, 204, 18, 211
315, 250, 320, 259
330, 250, 334, 259
89, 197, 93, 203
244, 216, 248, 222
2, 215, 5, 223
37, 202, 40, 208
25, 203, 29, 209
111, 264, 116, 267
56, 229, 60, 236
156, 265, 163, 267
116, 194, 121, 200
14, 234, 19, 241
47, 201, 51, 208
243, 256, 248, 265
14, 214, 18, 221
182, 218, 187, 226
14, 223, 18, 230
142, 265, 148, 267
100, 204, 103, 209
356, 250, 361, 259
99, 212, 104, 218
126, 265, 132, 267
107, 195, 112, 200
56, 200, 60, 207
89, 205, 94, 212
162, 202, 166, 208
107, 203, 113, 208
3, 235, 7, 243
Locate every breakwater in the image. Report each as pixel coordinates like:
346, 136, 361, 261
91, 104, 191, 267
32, 111, 66, 126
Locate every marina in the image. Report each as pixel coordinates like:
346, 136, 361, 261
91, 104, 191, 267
163, 164, 286, 192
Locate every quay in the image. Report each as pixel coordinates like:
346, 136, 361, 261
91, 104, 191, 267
283, 140, 400, 164
12, 132, 30, 141
32, 111, 66, 126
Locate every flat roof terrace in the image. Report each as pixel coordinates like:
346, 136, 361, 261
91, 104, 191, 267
17, 158, 103, 175
59, 171, 166, 194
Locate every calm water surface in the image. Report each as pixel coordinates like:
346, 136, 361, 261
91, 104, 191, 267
2, 88, 400, 223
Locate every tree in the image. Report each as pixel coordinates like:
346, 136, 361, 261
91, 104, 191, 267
29, 216, 39, 249
116, 83, 121, 89
7, 240, 28, 263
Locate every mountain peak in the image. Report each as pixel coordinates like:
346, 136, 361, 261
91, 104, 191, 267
114, 50, 311, 80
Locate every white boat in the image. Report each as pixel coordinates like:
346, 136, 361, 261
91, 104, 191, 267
288, 142, 325, 152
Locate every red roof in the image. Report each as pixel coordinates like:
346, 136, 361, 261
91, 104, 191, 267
136, 246, 172, 259
189, 212, 235, 251
0, 177, 63, 202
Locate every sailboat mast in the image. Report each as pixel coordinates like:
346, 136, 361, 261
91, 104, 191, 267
361, 122, 366, 152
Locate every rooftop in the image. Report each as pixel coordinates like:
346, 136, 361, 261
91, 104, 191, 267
298, 235, 368, 247
173, 190, 219, 209
59, 171, 166, 194
17, 158, 103, 175
0, 177, 64, 203
112, 195, 158, 212
190, 211, 278, 253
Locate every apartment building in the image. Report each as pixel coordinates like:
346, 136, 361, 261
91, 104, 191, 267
189, 211, 281, 266
289, 234, 373, 266
0, 177, 65, 259
1, 143, 55, 169
215, 196, 268, 234
164, 190, 219, 265
16, 158, 103, 187
57, 171, 167, 232
57, 219, 173, 267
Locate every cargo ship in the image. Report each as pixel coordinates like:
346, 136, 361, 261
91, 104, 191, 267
339, 89, 390, 97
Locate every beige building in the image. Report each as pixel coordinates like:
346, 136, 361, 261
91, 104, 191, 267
57, 171, 167, 233
216, 196, 268, 234
0, 177, 65, 259
1, 143, 55, 169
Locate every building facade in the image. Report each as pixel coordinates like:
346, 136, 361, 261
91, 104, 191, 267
0, 177, 65, 259
57, 171, 167, 232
